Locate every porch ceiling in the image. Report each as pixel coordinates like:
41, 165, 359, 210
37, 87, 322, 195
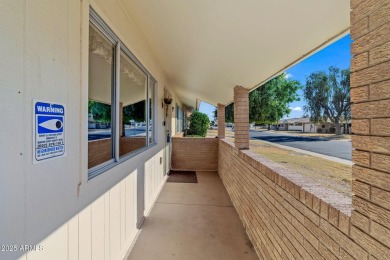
121, 0, 350, 108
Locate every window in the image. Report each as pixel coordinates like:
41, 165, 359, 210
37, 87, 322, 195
119, 51, 147, 157
148, 79, 155, 143
88, 9, 157, 178
88, 23, 115, 169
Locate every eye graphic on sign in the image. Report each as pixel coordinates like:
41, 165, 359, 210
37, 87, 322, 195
39, 119, 63, 131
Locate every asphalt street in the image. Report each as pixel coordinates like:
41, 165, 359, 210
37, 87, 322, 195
250, 130, 352, 160
88, 127, 148, 140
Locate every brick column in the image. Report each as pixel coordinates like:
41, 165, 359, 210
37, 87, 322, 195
234, 85, 249, 149
350, 0, 390, 257
217, 103, 225, 139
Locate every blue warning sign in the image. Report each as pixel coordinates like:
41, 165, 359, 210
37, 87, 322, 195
33, 100, 65, 163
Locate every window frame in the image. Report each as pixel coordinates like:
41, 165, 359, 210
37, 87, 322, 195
175, 104, 179, 133
88, 8, 157, 180
175, 104, 185, 134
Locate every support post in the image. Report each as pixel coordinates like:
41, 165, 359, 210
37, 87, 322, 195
233, 85, 249, 149
217, 103, 225, 139
350, 1, 390, 257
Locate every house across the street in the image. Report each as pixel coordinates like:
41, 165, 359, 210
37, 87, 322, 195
277, 117, 351, 134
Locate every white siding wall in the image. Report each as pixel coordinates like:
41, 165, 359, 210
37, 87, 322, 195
0, 2, 26, 260
303, 123, 317, 133
0, 1, 173, 259
288, 125, 303, 131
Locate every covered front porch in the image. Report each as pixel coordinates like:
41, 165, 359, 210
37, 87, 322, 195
2, 0, 390, 259
127, 131, 358, 259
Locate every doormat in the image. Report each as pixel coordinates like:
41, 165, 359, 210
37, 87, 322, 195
167, 171, 198, 183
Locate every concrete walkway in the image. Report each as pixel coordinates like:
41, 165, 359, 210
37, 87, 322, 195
126, 171, 258, 260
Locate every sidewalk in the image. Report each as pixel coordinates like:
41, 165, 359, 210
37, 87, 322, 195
260, 129, 352, 141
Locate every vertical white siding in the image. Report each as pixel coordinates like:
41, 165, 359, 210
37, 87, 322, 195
109, 184, 121, 260
79, 206, 92, 260
125, 173, 137, 242
27, 223, 68, 260
120, 181, 126, 250
0, 0, 171, 259
103, 193, 110, 260
0, 2, 26, 260
144, 150, 166, 215
68, 215, 79, 260
24, 0, 77, 250
91, 196, 105, 260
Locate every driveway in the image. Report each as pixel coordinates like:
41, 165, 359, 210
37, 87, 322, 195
250, 130, 352, 160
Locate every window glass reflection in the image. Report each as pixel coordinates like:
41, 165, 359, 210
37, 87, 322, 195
88, 23, 114, 169
120, 50, 147, 157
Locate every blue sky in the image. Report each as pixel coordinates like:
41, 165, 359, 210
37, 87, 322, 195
199, 34, 352, 121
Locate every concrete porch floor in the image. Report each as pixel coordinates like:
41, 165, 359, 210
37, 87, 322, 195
127, 171, 259, 260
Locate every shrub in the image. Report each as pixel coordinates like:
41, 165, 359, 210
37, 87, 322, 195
188, 111, 210, 137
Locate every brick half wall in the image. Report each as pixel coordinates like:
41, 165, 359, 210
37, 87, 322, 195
88, 138, 112, 168
171, 137, 218, 171
218, 139, 377, 259
88, 137, 148, 168
119, 137, 147, 156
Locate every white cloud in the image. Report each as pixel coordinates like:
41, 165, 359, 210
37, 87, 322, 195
289, 106, 302, 111
285, 73, 293, 79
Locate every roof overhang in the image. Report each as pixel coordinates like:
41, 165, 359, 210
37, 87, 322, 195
121, 0, 350, 108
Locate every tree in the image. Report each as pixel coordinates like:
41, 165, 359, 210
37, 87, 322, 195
122, 100, 147, 136
123, 100, 146, 124
88, 100, 111, 123
303, 66, 350, 135
188, 111, 210, 137
212, 108, 218, 122
224, 73, 301, 125
213, 105, 234, 123
249, 73, 301, 125
225, 104, 234, 123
